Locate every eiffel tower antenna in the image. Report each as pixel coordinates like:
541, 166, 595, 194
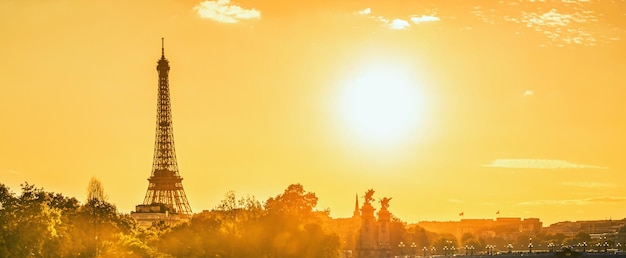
161, 37, 165, 58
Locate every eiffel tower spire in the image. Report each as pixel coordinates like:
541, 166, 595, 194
353, 193, 361, 219
140, 38, 192, 215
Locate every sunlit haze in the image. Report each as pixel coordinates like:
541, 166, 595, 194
337, 62, 424, 147
1, 0, 626, 226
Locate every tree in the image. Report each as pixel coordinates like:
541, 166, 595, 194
153, 191, 269, 258
265, 184, 318, 220
87, 177, 107, 202
214, 191, 264, 257
0, 183, 78, 257
561, 231, 593, 246
432, 234, 459, 255
461, 232, 476, 244
1, 182, 344, 257
64, 198, 139, 257
389, 216, 408, 254
574, 232, 592, 243
261, 184, 339, 258
215, 190, 264, 234
406, 226, 430, 249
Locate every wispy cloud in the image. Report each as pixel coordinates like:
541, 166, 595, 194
194, 0, 260, 23
355, 8, 440, 30
410, 15, 440, 24
389, 19, 410, 30
519, 196, 626, 206
355, 7, 371, 16
508, 7, 602, 46
483, 159, 608, 170
561, 181, 615, 189
448, 198, 464, 203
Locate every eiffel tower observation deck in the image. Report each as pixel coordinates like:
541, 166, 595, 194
132, 39, 192, 227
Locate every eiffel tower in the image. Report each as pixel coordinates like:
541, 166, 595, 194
133, 39, 192, 225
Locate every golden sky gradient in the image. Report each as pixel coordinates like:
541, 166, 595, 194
1, 0, 626, 225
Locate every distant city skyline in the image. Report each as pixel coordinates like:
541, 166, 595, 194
1, 1, 625, 226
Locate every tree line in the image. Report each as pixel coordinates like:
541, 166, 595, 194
0, 182, 339, 257
2, 181, 624, 257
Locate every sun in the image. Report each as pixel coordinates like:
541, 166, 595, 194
336, 64, 424, 147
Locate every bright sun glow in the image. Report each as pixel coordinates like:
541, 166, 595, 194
337, 64, 423, 147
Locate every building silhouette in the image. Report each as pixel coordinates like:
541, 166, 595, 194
415, 217, 542, 242
131, 39, 192, 227
544, 219, 626, 239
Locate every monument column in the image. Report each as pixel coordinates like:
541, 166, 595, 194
356, 189, 377, 258
377, 197, 392, 258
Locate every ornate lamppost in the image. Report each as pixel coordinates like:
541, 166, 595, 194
411, 242, 417, 258
582, 242, 587, 253
507, 244, 514, 254
399, 241, 406, 257
528, 237, 533, 254
432, 246, 437, 256
548, 243, 555, 253
423, 247, 428, 257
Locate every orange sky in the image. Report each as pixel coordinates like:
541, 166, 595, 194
1, 0, 626, 225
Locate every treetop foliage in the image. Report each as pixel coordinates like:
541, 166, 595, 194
265, 183, 318, 218
86, 177, 107, 202
3, 182, 624, 257
0, 182, 340, 258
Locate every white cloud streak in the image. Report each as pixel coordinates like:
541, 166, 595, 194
483, 159, 608, 170
410, 15, 440, 23
389, 19, 410, 30
194, 0, 260, 23
356, 8, 371, 16
354, 8, 440, 30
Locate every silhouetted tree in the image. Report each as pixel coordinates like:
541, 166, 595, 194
153, 191, 269, 258
389, 216, 408, 253
265, 184, 318, 220
0, 183, 80, 257
432, 234, 459, 255
574, 231, 592, 243
213, 190, 264, 257
1, 182, 342, 257
86, 177, 107, 202
461, 232, 476, 244
262, 184, 339, 258
406, 226, 430, 250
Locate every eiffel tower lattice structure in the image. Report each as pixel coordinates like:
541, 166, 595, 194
138, 38, 192, 216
